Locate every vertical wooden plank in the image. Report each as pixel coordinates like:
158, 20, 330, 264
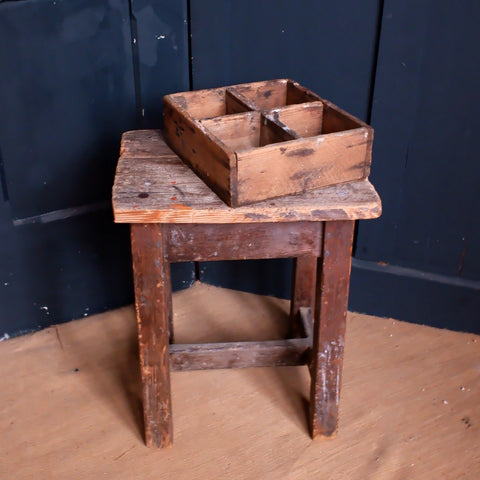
165, 261, 174, 344
190, 0, 380, 305
0, 0, 137, 219
289, 255, 317, 337
132, 0, 189, 128
130, 223, 173, 448
309, 220, 355, 438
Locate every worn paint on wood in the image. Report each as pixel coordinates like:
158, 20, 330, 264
170, 337, 311, 371
164, 222, 323, 262
290, 256, 317, 337
309, 220, 355, 438
117, 132, 380, 447
112, 130, 381, 224
131, 223, 173, 448
163, 79, 373, 206
169, 300, 313, 372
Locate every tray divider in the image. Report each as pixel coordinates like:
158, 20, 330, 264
264, 102, 324, 139
259, 113, 299, 146
225, 89, 255, 115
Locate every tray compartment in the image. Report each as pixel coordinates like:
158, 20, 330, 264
163, 79, 373, 206
163, 96, 236, 205
168, 87, 252, 120
230, 79, 320, 111
201, 111, 296, 152
267, 102, 324, 137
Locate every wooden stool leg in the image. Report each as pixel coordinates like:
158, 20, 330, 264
131, 224, 173, 448
165, 261, 174, 344
289, 255, 317, 337
309, 220, 355, 438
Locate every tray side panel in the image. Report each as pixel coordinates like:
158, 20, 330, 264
236, 129, 370, 205
322, 101, 374, 178
322, 100, 369, 132
167, 88, 227, 119
200, 112, 262, 151
230, 79, 289, 110
163, 97, 236, 205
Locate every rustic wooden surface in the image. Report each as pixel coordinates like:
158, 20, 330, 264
164, 222, 323, 262
290, 256, 317, 337
235, 128, 370, 205
322, 100, 374, 178
268, 102, 324, 138
129, 210, 355, 446
169, 307, 312, 372
112, 130, 381, 224
163, 98, 235, 205
1, 283, 479, 479
170, 337, 311, 371
132, 218, 325, 447
130, 224, 173, 448
310, 221, 355, 438
162, 79, 373, 206
200, 111, 295, 151
228, 79, 320, 110
164, 86, 250, 121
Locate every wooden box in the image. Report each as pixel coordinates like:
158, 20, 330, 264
163, 79, 373, 207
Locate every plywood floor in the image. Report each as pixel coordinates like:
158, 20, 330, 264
0, 283, 478, 479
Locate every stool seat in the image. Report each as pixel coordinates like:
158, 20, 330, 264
112, 129, 381, 448
113, 130, 381, 224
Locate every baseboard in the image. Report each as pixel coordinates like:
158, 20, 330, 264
350, 259, 480, 333
199, 258, 480, 334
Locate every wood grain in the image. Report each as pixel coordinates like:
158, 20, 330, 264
309, 220, 355, 438
290, 256, 317, 337
230, 79, 320, 110
164, 222, 323, 262
112, 131, 382, 224
267, 102, 324, 138
299, 306, 314, 339
230, 79, 291, 110
163, 98, 236, 205
236, 128, 370, 204
161, 80, 374, 206
286, 80, 321, 105
200, 111, 295, 152
200, 112, 263, 151
170, 337, 311, 371
130, 223, 173, 448
166, 87, 231, 120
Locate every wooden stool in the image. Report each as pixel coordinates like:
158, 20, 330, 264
112, 130, 382, 448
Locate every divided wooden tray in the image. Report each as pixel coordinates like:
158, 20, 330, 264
164, 79, 373, 207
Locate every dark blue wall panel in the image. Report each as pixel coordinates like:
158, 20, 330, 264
192, 0, 480, 333
133, 0, 190, 128
356, 1, 480, 280
0, 201, 195, 336
0, 0, 193, 336
0, 204, 131, 335
0, 0, 137, 219
190, 0, 381, 120
1, 0, 478, 335
190, 0, 383, 308
352, 1, 480, 331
